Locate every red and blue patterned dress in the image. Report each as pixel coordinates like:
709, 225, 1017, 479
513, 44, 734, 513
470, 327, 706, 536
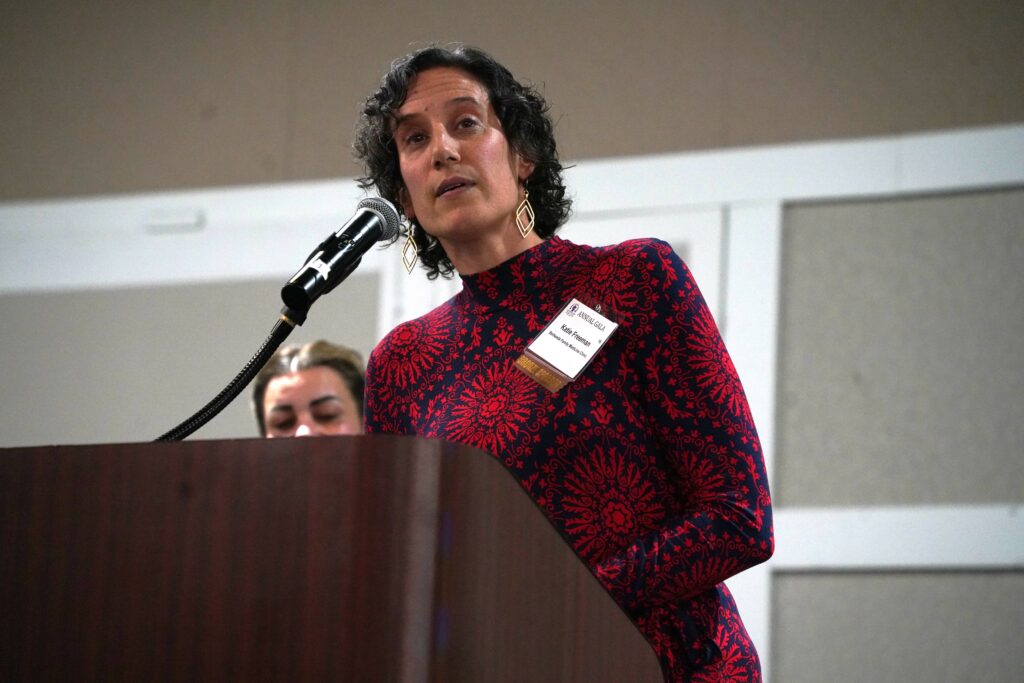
364, 235, 774, 682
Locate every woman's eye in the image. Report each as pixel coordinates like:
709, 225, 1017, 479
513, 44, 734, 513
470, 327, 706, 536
404, 132, 426, 146
457, 117, 480, 130
268, 419, 295, 432
314, 412, 342, 425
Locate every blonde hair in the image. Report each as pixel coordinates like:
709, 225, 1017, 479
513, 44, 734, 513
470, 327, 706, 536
251, 340, 365, 436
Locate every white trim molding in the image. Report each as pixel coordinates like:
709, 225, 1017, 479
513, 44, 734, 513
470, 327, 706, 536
773, 505, 1024, 572
3, 124, 1022, 296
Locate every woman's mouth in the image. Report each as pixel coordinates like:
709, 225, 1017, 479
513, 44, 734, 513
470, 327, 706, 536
436, 177, 473, 197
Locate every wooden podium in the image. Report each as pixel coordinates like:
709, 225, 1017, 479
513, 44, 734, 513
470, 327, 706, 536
1, 435, 661, 682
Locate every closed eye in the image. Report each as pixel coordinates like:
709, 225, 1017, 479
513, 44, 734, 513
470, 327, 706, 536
313, 411, 343, 425
267, 416, 295, 432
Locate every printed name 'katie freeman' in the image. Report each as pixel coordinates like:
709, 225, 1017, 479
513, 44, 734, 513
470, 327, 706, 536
559, 325, 592, 347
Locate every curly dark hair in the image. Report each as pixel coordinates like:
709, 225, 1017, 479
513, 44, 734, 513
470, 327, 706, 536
353, 44, 572, 279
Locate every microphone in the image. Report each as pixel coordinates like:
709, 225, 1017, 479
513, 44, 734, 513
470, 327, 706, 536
281, 197, 401, 313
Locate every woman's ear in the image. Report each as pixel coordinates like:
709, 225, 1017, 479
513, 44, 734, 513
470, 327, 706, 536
517, 156, 536, 184
398, 186, 415, 220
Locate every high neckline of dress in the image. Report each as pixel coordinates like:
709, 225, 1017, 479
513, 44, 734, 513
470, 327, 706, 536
457, 235, 571, 313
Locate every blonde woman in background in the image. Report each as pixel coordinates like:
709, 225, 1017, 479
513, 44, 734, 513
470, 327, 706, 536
252, 340, 365, 437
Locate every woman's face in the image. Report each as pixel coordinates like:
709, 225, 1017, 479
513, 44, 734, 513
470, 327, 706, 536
392, 67, 533, 247
262, 366, 362, 437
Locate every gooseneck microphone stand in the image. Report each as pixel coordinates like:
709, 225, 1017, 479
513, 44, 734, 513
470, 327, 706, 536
155, 305, 307, 442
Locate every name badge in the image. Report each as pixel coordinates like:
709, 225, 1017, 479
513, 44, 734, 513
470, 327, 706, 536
515, 298, 618, 392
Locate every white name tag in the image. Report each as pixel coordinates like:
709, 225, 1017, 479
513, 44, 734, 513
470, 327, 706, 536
516, 298, 618, 391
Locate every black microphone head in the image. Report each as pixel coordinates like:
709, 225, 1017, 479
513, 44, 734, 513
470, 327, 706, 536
279, 197, 402, 316
357, 197, 401, 241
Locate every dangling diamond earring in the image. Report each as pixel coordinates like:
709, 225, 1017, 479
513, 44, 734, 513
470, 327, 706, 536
515, 189, 535, 239
401, 229, 419, 274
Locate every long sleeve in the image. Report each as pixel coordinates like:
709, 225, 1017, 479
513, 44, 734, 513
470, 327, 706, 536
595, 240, 773, 614
362, 312, 452, 436
363, 336, 397, 434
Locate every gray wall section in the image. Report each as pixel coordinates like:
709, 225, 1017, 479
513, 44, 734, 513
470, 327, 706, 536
775, 189, 1024, 506
2, 1, 1023, 200
0, 273, 378, 447
774, 187, 1024, 680
772, 571, 1024, 683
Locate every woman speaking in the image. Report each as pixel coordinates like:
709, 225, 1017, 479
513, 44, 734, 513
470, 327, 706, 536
355, 45, 773, 683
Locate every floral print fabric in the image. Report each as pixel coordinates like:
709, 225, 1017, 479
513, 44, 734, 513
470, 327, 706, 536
364, 236, 773, 682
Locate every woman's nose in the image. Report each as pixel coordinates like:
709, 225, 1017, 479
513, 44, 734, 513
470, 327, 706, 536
294, 420, 316, 437
431, 129, 459, 168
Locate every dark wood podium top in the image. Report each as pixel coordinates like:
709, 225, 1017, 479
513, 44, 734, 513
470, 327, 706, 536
1, 435, 661, 682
